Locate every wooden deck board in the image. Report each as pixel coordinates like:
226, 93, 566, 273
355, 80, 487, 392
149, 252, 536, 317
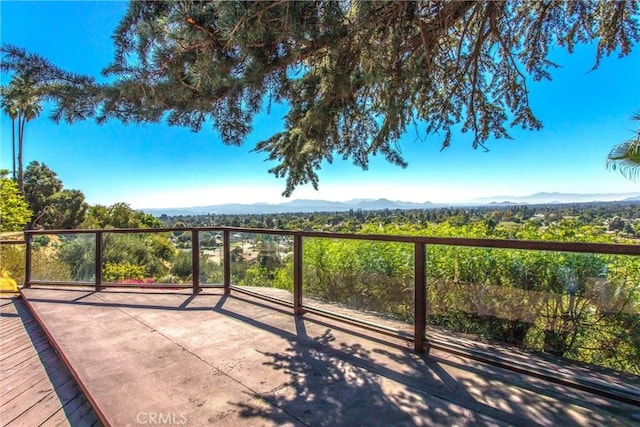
1, 352, 64, 397
0, 342, 50, 369
0, 327, 41, 347
1, 366, 67, 409
54, 400, 100, 427
0, 348, 60, 387
0, 330, 40, 348
0, 296, 102, 427
7, 377, 80, 426
40, 391, 88, 426
1, 326, 50, 353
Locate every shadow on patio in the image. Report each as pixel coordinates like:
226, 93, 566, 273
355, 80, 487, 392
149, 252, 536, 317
16, 286, 640, 426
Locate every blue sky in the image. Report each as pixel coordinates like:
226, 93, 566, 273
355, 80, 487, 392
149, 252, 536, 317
1, 1, 639, 209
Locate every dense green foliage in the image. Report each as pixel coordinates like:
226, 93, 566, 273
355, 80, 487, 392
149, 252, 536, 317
56, 232, 176, 282
25, 202, 170, 283
24, 161, 88, 229
103, 261, 145, 282
0, 170, 31, 231
2, 1, 637, 195
81, 202, 161, 229
300, 223, 639, 374
161, 202, 640, 374
16, 202, 640, 375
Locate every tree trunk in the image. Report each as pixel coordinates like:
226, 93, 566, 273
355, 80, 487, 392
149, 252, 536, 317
11, 118, 16, 181
18, 114, 25, 195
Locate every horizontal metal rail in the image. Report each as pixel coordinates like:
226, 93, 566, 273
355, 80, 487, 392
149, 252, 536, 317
28, 280, 95, 287
230, 285, 294, 308
0, 239, 26, 245
23, 226, 640, 255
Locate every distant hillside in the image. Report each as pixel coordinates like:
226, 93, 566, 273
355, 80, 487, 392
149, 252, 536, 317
468, 192, 640, 205
144, 192, 639, 216
145, 198, 437, 216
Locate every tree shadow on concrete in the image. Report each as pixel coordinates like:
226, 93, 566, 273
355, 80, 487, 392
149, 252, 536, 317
228, 308, 640, 426
19, 288, 639, 426
373, 345, 640, 427
231, 315, 515, 426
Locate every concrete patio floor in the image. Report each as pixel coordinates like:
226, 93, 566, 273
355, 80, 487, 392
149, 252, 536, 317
18, 286, 640, 426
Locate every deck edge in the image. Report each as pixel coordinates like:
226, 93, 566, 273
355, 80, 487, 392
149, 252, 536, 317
19, 288, 111, 427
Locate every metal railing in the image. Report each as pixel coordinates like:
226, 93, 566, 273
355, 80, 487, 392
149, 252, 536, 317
0, 239, 26, 245
21, 226, 640, 355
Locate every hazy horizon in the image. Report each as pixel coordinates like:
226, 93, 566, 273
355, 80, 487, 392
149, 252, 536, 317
141, 192, 640, 217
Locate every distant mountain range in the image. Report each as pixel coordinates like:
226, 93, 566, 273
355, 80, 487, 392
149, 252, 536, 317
146, 198, 438, 216
469, 192, 640, 205
144, 192, 640, 216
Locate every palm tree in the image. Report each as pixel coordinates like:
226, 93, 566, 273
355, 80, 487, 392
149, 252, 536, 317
16, 92, 42, 194
0, 86, 18, 181
606, 113, 640, 182
0, 76, 42, 193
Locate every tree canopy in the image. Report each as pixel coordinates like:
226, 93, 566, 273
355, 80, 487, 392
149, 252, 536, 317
1, 1, 638, 195
23, 161, 88, 229
0, 169, 31, 231
81, 202, 162, 229
0, 76, 42, 193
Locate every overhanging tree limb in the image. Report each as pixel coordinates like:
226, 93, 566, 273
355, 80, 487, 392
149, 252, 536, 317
1, 0, 638, 196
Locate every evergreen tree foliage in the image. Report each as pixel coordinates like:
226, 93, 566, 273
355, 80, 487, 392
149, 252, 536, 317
1, 1, 638, 195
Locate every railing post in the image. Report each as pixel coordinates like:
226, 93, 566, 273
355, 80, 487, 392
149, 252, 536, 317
24, 231, 32, 288
223, 230, 230, 294
95, 231, 103, 291
293, 234, 303, 315
414, 242, 427, 353
191, 229, 200, 294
